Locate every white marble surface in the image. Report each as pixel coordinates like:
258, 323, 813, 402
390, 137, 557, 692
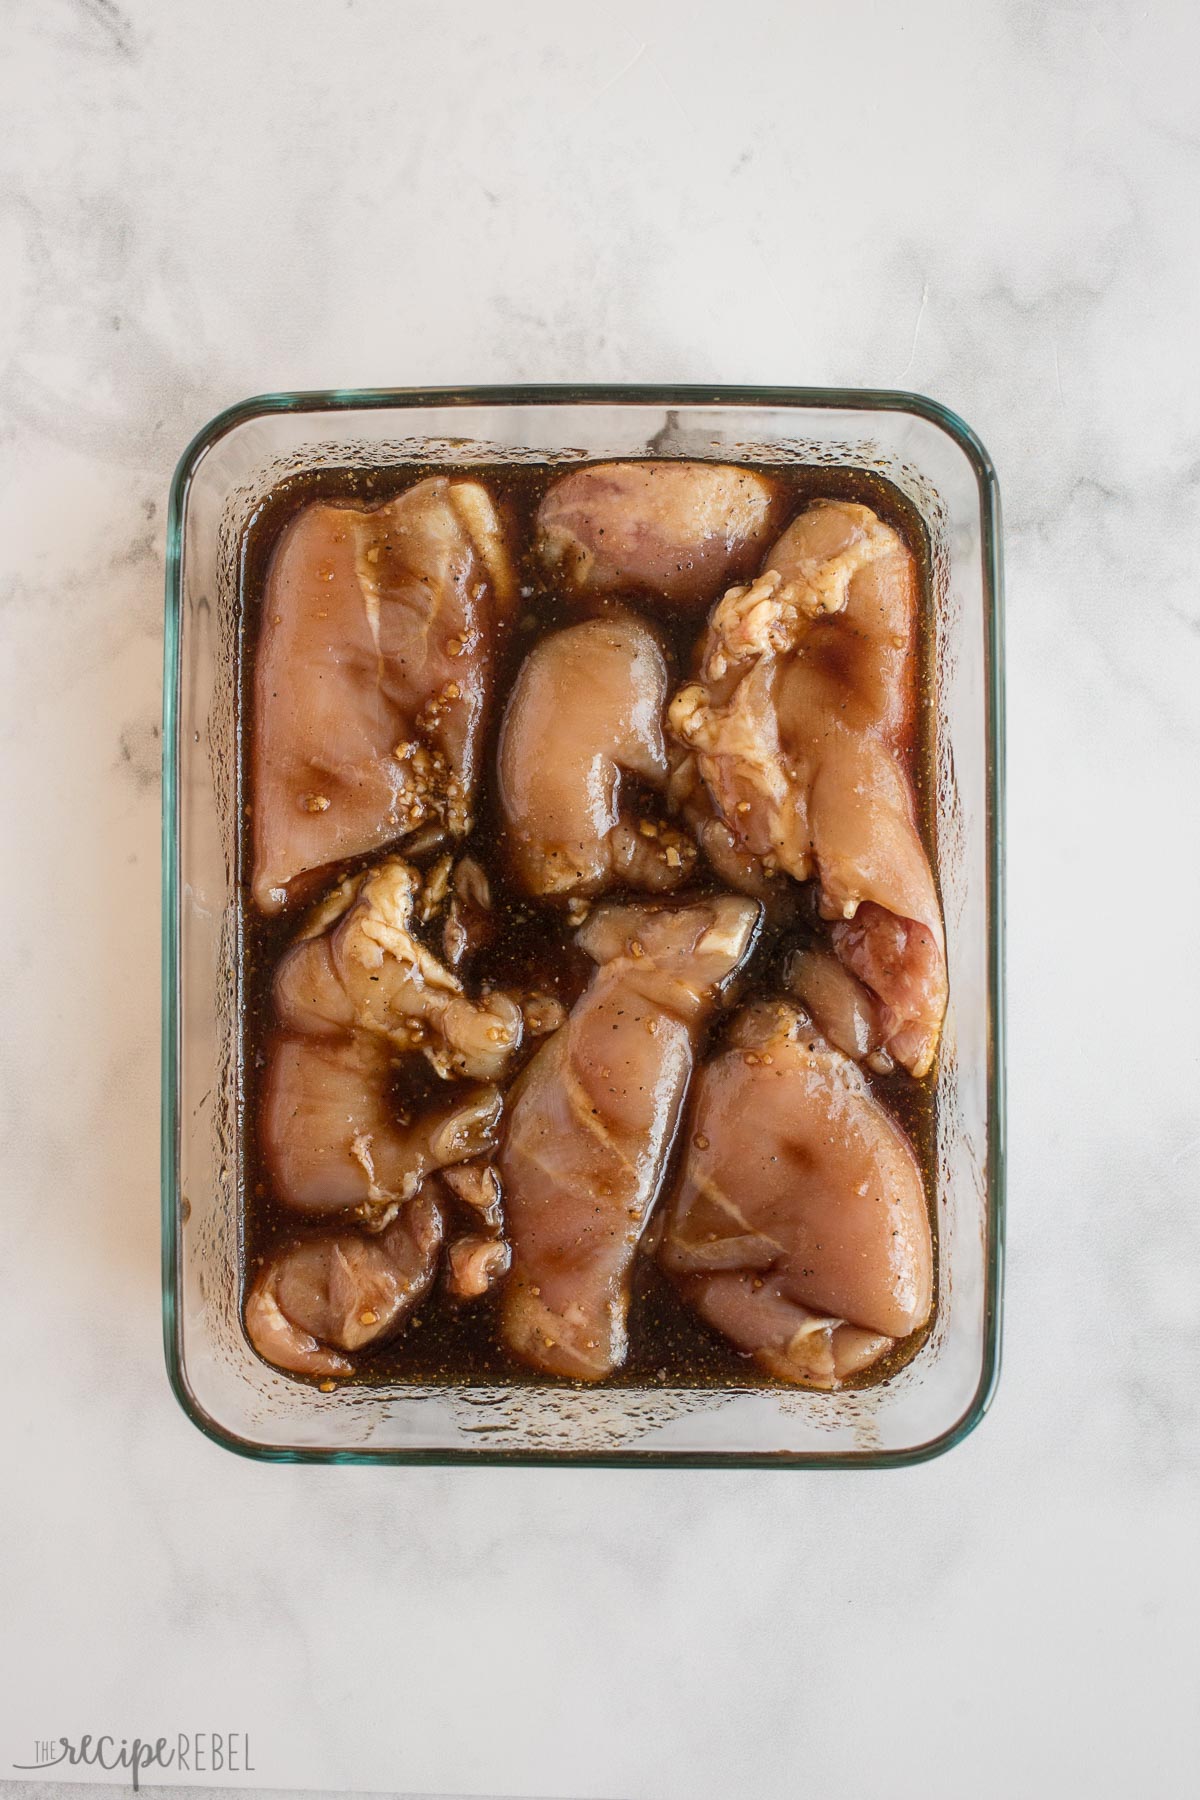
2, 1, 1198, 1796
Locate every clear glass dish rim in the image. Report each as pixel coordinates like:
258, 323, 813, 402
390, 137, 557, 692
161, 382, 1006, 1468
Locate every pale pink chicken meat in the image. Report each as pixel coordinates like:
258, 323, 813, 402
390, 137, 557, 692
244, 1190, 443, 1377
680, 1272, 896, 1389
264, 855, 518, 1225
536, 462, 785, 608
499, 895, 761, 1380
659, 1000, 933, 1388
441, 854, 494, 969
497, 615, 696, 896
440, 1161, 512, 1301
274, 857, 523, 1080
261, 1032, 502, 1226
446, 1234, 512, 1300
786, 943, 894, 1072
829, 903, 947, 1079
668, 499, 947, 1076
441, 1158, 505, 1233
251, 476, 515, 912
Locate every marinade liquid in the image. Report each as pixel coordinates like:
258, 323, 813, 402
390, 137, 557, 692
238, 461, 939, 1389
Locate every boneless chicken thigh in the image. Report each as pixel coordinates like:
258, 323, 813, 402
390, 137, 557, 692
252, 476, 515, 912
536, 462, 785, 607
440, 1159, 511, 1300
245, 1190, 444, 1377
499, 895, 761, 1380
497, 615, 696, 896
260, 1032, 502, 1225
659, 1001, 932, 1387
784, 944, 890, 1067
668, 500, 947, 1075
262, 856, 519, 1225
274, 858, 523, 1080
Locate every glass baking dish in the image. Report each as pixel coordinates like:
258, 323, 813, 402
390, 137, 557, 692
161, 385, 1004, 1466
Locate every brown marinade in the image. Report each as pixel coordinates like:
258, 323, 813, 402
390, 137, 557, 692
237, 461, 939, 1389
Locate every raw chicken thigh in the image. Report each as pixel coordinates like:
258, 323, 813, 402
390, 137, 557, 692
536, 462, 784, 607
668, 499, 947, 1075
252, 476, 515, 912
785, 945, 894, 1071
245, 1190, 444, 1377
659, 1000, 932, 1387
262, 856, 520, 1225
260, 1032, 502, 1224
274, 858, 523, 1080
680, 1274, 896, 1390
446, 1232, 512, 1300
828, 903, 947, 1081
440, 1161, 512, 1301
497, 615, 696, 896
499, 895, 761, 1379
